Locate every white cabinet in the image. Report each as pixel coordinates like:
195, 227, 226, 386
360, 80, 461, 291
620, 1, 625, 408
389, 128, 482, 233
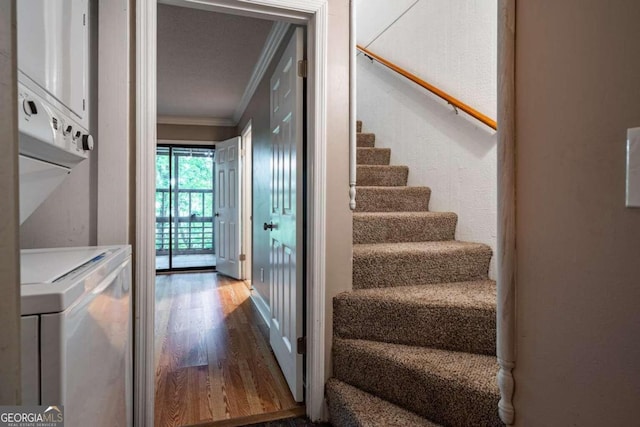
17, 0, 90, 132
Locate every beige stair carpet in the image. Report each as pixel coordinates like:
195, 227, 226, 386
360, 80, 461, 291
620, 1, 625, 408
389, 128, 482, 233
356, 147, 391, 165
333, 280, 497, 355
355, 186, 431, 212
327, 120, 502, 427
352, 241, 492, 289
333, 338, 502, 427
356, 165, 409, 186
353, 211, 457, 244
326, 379, 441, 427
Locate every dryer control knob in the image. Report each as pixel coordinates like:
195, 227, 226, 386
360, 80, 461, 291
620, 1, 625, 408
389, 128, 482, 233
81, 134, 94, 151
23, 99, 38, 116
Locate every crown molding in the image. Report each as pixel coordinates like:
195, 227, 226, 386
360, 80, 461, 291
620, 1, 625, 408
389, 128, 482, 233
158, 0, 311, 23
156, 115, 236, 127
232, 21, 290, 124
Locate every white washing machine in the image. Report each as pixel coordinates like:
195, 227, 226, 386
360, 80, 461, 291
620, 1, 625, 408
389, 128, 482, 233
20, 245, 132, 427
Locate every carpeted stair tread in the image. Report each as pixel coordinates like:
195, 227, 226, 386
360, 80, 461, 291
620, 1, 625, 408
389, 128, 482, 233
355, 186, 430, 212
357, 133, 376, 147
357, 147, 391, 165
356, 120, 362, 133
333, 339, 503, 427
353, 211, 457, 244
353, 241, 492, 289
334, 281, 496, 355
357, 165, 409, 186
326, 378, 441, 427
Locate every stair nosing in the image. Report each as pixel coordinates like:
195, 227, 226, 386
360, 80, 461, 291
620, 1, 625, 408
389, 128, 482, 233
353, 240, 492, 252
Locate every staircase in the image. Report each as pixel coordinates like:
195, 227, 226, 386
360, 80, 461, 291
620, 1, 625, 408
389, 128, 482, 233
326, 121, 503, 427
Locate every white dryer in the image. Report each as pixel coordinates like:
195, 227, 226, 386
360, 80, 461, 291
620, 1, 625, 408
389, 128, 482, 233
20, 246, 132, 427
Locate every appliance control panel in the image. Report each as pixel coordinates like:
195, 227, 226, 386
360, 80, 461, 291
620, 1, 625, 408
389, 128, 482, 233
18, 84, 92, 169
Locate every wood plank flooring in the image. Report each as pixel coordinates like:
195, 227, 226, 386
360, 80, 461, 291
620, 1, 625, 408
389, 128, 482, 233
155, 273, 301, 427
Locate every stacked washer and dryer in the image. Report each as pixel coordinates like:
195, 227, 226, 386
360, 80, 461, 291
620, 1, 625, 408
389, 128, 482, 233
17, 1, 132, 426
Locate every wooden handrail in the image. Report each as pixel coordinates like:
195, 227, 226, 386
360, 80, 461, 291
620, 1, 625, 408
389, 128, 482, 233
357, 45, 497, 130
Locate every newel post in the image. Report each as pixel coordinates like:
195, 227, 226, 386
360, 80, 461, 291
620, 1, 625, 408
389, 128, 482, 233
497, 0, 516, 424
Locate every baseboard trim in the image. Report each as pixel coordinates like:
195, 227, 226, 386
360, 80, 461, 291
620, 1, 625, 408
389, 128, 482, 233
250, 289, 271, 328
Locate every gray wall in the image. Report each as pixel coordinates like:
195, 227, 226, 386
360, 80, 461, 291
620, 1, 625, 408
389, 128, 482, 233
20, 0, 99, 249
0, 0, 22, 404
157, 124, 237, 141
514, 0, 640, 424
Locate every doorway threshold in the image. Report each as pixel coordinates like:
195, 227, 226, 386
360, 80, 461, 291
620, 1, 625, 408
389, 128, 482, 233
183, 407, 306, 427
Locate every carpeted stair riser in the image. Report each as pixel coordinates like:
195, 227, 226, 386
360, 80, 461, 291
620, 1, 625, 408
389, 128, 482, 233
326, 379, 441, 427
357, 133, 376, 147
353, 241, 492, 289
357, 165, 409, 186
355, 186, 430, 212
333, 339, 503, 427
333, 281, 497, 355
357, 147, 391, 165
353, 212, 457, 244
356, 120, 362, 133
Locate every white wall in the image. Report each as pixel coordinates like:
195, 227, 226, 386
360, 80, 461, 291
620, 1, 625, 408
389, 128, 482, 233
514, 1, 640, 424
97, 0, 131, 246
356, 0, 497, 277
355, 0, 418, 47
20, 157, 98, 248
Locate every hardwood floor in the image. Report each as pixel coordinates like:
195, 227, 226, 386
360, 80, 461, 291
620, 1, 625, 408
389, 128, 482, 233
155, 273, 301, 427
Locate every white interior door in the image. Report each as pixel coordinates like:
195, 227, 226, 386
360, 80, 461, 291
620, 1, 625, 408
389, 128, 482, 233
215, 136, 242, 279
268, 27, 305, 402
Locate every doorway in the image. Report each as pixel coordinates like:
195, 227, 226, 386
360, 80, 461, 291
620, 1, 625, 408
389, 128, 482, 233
151, 4, 308, 426
137, 1, 331, 425
155, 145, 216, 271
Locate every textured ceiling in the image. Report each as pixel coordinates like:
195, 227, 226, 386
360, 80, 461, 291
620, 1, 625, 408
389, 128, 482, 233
157, 4, 274, 119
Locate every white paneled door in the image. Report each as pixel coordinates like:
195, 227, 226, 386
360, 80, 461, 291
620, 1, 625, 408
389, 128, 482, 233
215, 136, 242, 279
268, 28, 305, 402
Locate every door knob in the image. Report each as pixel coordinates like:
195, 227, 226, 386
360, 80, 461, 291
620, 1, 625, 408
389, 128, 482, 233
263, 222, 274, 231
215, 212, 220, 217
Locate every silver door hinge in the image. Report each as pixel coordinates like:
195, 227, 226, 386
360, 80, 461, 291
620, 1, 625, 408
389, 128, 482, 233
297, 336, 307, 355
239, 254, 246, 261
83, 14, 86, 26
298, 59, 308, 78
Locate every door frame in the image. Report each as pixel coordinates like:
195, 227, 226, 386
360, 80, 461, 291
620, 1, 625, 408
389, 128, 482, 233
136, 0, 329, 424
240, 120, 252, 282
